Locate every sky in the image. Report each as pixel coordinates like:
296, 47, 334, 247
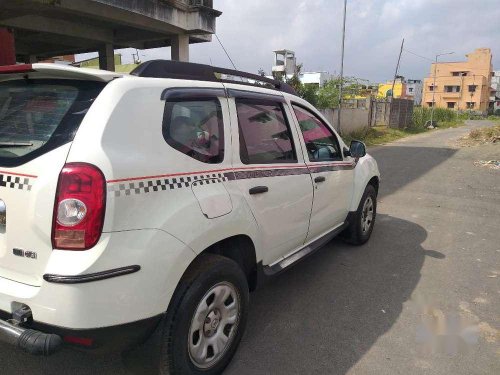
78, 0, 500, 83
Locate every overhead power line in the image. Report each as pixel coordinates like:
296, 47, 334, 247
403, 48, 433, 62
215, 33, 237, 70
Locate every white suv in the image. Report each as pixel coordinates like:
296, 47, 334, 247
0, 61, 379, 374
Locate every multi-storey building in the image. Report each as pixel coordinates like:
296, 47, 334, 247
406, 79, 423, 105
422, 48, 493, 113
490, 71, 500, 113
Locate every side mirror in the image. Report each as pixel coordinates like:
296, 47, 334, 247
349, 140, 366, 158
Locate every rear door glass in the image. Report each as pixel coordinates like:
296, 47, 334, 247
0, 79, 105, 167
236, 100, 297, 164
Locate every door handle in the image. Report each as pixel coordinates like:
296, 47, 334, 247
249, 186, 269, 195
314, 176, 326, 183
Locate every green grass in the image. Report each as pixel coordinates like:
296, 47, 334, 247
343, 120, 464, 147
342, 126, 426, 146
342, 107, 465, 146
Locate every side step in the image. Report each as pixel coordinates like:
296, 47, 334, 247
263, 222, 349, 276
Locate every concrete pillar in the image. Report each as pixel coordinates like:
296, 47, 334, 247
0, 28, 16, 66
98, 43, 115, 71
171, 34, 189, 62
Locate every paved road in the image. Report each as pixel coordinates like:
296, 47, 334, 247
1, 121, 499, 374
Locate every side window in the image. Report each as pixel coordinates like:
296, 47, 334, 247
236, 100, 297, 164
163, 99, 224, 164
292, 105, 342, 162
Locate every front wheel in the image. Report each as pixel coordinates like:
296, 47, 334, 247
159, 254, 249, 375
343, 184, 377, 245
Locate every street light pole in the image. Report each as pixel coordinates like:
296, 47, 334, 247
430, 51, 454, 127
337, 0, 347, 135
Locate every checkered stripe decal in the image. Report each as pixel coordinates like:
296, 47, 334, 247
108, 173, 230, 197
0, 174, 33, 191
108, 163, 357, 198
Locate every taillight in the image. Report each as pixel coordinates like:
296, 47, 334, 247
52, 163, 106, 250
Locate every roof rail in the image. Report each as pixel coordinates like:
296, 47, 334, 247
130, 60, 297, 95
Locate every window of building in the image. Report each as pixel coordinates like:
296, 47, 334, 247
409, 87, 414, 93
292, 105, 342, 162
466, 102, 475, 109
427, 102, 434, 108
163, 99, 224, 164
447, 102, 456, 109
468, 85, 477, 93
236, 100, 296, 164
452, 71, 468, 77
428, 85, 435, 91
444, 86, 460, 93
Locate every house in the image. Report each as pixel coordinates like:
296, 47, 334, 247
490, 71, 500, 113
406, 80, 423, 105
422, 48, 493, 113
378, 77, 408, 99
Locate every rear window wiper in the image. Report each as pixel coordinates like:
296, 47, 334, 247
0, 142, 34, 147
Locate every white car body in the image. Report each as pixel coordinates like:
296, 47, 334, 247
0, 62, 379, 354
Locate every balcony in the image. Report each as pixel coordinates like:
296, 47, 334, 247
442, 91, 461, 98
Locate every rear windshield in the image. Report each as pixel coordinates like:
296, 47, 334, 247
0, 79, 105, 167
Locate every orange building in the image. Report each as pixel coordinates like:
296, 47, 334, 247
422, 48, 493, 113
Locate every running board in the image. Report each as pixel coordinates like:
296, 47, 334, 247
263, 222, 349, 276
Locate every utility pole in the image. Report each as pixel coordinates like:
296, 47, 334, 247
337, 0, 347, 135
430, 51, 454, 127
390, 38, 404, 99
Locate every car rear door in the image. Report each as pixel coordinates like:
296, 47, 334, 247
227, 88, 314, 265
290, 103, 355, 242
0, 75, 105, 286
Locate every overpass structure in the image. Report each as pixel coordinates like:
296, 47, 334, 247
0, 0, 221, 70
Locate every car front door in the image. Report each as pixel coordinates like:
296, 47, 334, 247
291, 103, 355, 242
228, 91, 314, 265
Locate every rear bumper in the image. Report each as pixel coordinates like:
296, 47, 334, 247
0, 229, 195, 329
0, 308, 162, 355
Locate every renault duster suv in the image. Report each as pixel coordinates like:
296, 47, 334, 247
0, 61, 379, 374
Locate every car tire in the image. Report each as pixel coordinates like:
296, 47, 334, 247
344, 184, 377, 245
159, 254, 249, 375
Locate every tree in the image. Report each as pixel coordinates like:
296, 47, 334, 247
276, 63, 319, 106
316, 76, 367, 109
257, 68, 266, 77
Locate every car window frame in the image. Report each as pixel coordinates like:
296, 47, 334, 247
162, 95, 225, 164
235, 98, 298, 165
291, 102, 343, 163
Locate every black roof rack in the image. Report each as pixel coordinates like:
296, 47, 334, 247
130, 60, 297, 95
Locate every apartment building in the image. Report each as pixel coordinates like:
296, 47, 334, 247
490, 71, 500, 113
422, 48, 493, 113
406, 79, 423, 105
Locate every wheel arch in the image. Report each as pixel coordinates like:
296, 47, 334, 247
202, 235, 258, 291
179, 235, 259, 293
349, 155, 380, 212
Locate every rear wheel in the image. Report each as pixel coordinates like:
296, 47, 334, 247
344, 184, 377, 245
159, 254, 249, 375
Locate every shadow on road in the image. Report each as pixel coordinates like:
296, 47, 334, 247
369, 146, 458, 199
224, 214, 443, 374
0, 215, 441, 375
